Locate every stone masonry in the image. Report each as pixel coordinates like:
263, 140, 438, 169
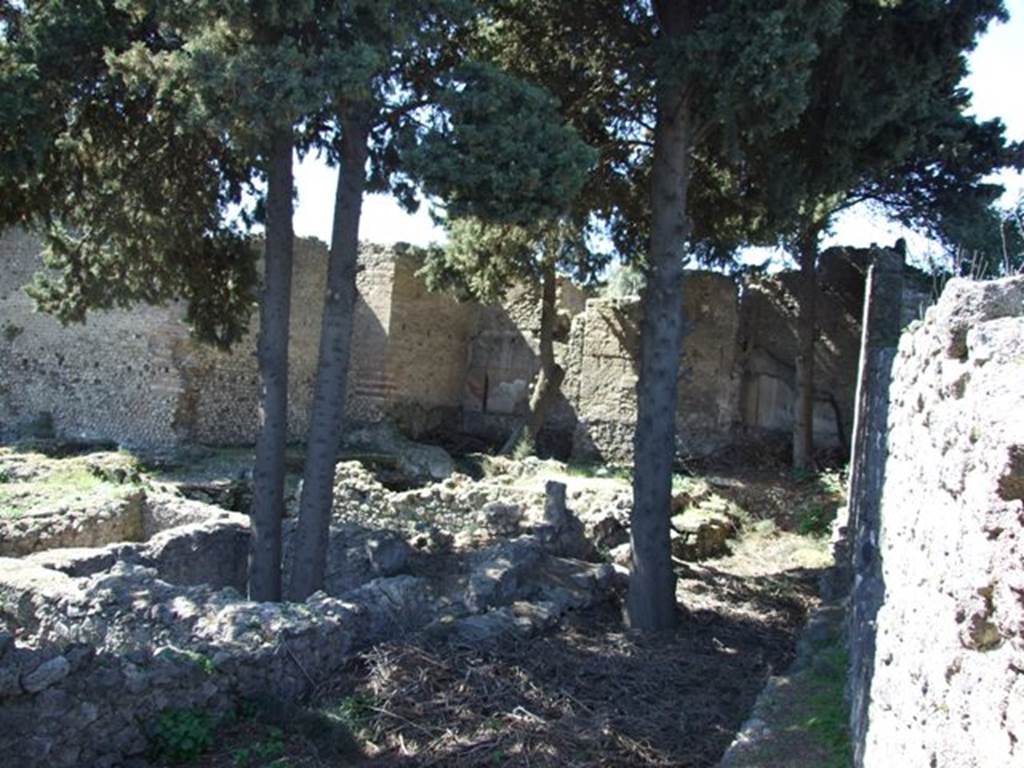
0, 231, 474, 450
852, 276, 1024, 767
1, 229, 921, 459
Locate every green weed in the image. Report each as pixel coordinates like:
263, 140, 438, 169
150, 707, 216, 763
230, 727, 285, 767
323, 694, 376, 734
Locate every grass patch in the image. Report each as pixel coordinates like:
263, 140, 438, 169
796, 644, 852, 767
564, 461, 632, 482
0, 463, 116, 517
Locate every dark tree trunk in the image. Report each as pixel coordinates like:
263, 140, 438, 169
626, 5, 691, 632
287, 113, 370, 601
792, 226, 820, 471
501, 258, 564, 456
249, 128, 295, 602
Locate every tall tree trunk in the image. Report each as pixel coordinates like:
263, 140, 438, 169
501, 258, 564, 456
287, 112, 370, 601
249, 128, 294, 602
626, 9, 691, 632
792, 225, 819, 471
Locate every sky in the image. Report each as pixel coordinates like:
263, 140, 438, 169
291, 2, 1024, 266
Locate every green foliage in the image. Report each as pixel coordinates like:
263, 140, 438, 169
794, 468, 846, 537
1, 321, 22, 342
737, 0, 1016, 258
795, 501, 837, 538
419, 215, 603, 304
0, 0, 260, 347
0, 461, 117, 518
563, 461, 632, 483
230, 727, 285, 767
150, 707, 216, 763
325, 694, 376, 734
602, 264, 646, 299
931, 196, 1024, 279
407, 61, 596, 227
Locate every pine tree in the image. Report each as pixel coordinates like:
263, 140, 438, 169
456, 0, 841, 630
287, 28, 596, 598
732, 0, 1015, 470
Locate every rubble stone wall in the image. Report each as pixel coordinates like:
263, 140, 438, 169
0, 233, 477, 449
854, 276, 1024, 767
2, 229, 891, 458
567, 272, 743, 462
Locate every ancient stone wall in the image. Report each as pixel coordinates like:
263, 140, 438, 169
853, 276, 1024, 767
0, 232, 476, 450
1, 228, 195, 450
567, 271, 742, 462
738, 270, 860, 451
381, 252, 480, 436
2, 229, 893, 459
461, 279, 584, 448
179, 238, 329, 446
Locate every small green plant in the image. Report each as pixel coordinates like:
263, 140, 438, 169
231, 730, 285, 767
181, 649, 216, 675
510, 433, 535, 461
1, 322, 23, 342
796, 501, 836, 537
150, 707, 216, 762
326, 694, 376, 733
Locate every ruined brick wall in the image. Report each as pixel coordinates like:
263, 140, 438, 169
855, 276, 1024, 767
0, 231, 330, 449
461, 279, 584, 448
568, 271, 742, 462
381, 253, 479, 435
1, 228, 192, 450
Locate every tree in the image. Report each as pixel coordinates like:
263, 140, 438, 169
0, 0, 346, 601
448, 0, 839, 631
732, 0, 1015, 469
0, 0, 258, 347
925, 196, 1024, 279
286, 14, 595, 600
620, 1, 838, 632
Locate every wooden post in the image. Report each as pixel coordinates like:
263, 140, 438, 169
846, 242, 904, 767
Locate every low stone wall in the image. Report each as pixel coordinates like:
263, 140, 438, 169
851, 276, 1024, 767
0, 463, 617, 768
